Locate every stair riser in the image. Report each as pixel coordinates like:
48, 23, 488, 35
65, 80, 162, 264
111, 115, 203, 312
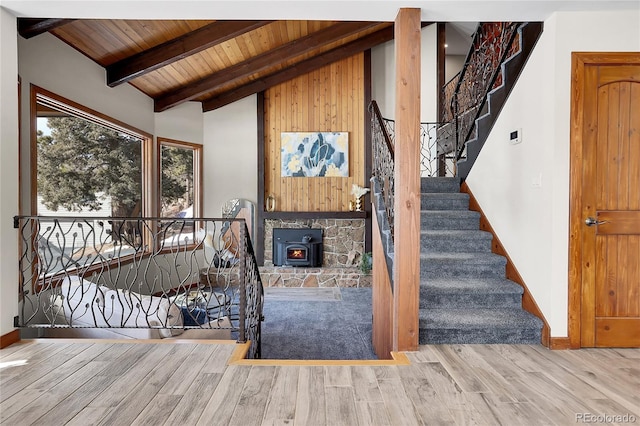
421, 215, 480, 230
421, 197, 469, 210
419, 328, 542, 345
421, 234, 492, 253
421, 261, 506, 279
420, 178, 460, 193
420, 293, 522, 309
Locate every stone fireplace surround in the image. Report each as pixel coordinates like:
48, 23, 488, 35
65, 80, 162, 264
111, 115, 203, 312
259, 219, 371, 288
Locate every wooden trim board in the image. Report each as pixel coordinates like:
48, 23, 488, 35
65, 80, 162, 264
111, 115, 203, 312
228, 341, 411, 366
461, 182, 552, 348
0, 329, 21, 349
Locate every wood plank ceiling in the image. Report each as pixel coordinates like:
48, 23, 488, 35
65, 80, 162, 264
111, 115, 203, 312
18, 19, 395, 113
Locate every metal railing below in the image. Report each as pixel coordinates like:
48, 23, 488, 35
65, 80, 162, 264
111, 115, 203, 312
15, 215, 264, 359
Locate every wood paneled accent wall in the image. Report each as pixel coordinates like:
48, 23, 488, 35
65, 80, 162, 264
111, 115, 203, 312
263, 53, 366, 212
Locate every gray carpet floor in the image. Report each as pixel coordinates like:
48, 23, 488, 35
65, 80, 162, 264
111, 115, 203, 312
260, 287, 377, 360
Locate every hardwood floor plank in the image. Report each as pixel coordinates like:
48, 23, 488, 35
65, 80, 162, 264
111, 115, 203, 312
200, 343, 237, 374
130, 394, 183, 426
324, 365, 352, 387
262, 366, 299, 423
157, 344, 219, 396
479, 391, 557, 426
87, 343, 176, 408
1, 344, 109, 406
294, 366, 326, 426
165, 373, 223, 424
95, 344, 196, 425
66, 406, 115, 426
324, 386, 359, 426
29, 343, 114, 392
0, 342, 80, 394
228, 366, 276, 426
3, 360, 111, 425
377, 379, 421, 426
197, 365, 251, 426
373, 365, 401, 381
445, 345, 532, 403
355, 401, 393, 426
92, 343, 153, 377
396, 363, 456, 425
351, 366, 384, 402
0, 388, 47, 423
0, 340, 56, 359
31, 374, 116, 425
431, 345, 490, 393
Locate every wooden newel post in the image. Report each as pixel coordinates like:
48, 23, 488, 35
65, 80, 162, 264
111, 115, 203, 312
393, 8, 421, 352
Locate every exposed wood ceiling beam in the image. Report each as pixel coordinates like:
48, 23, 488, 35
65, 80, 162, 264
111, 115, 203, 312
154, 21, 384, 112
107, 20, 272, 87
201, 25, 398, 112
17, 18, 75, 39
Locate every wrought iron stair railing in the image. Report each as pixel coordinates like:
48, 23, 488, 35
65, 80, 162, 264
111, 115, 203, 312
440, 22, 543, 178
15, 215, 264, 359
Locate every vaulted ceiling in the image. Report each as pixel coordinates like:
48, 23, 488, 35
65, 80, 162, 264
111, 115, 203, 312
18, 18, 403, 113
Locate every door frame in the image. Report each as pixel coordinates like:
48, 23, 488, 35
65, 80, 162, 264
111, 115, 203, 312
568, 52, 640, 349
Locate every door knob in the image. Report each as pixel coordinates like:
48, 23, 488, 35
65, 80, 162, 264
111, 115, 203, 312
585, 217, 608, 226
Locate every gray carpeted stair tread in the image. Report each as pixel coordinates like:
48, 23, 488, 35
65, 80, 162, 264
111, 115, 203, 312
421, 252, 507, 278
418, 307, 543, 344
420, 277, 524, 309
420, 308, 543, 329
422, 210, 480, 230
421, 177, 460, 193
421, 277, 524, 294
421, 193, 469, 210
421, 251, 507, 264
421, 229, 493, 253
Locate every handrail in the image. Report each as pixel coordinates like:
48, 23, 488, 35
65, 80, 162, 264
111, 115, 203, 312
368, 100, 395, 158
369, 101, 395, 237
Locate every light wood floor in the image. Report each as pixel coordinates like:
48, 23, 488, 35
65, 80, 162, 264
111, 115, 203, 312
1, 340, 639, 426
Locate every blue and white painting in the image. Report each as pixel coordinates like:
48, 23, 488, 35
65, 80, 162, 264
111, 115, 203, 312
281, 132, 349, 177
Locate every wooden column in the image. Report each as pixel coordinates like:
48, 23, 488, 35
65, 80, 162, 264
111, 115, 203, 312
393, 8, 421, 352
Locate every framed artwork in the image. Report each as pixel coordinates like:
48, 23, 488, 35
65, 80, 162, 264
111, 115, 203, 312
281, 132, 349, 177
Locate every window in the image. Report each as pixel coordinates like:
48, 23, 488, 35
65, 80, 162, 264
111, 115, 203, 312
30, 85, 152, 274
157, 137, 203, 246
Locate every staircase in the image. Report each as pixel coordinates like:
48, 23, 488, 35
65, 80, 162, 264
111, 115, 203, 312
418, 177, 543, 344
455, 22, 543, 179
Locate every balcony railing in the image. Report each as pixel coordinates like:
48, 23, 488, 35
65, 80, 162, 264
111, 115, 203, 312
15, 215, 264, 359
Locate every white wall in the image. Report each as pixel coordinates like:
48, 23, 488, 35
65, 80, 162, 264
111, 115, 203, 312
202, 95, 258, 217
466, 10, 640, 337
154, 101, 203, 144
445, 55, 465, 82
18, 32, 156, 213
372, 25, 439, 122
0, 9, 19, 336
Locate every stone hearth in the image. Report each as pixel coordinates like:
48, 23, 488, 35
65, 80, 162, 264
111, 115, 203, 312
259, 266, 371, 288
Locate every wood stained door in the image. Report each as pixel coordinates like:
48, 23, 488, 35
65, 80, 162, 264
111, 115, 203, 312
571, 53, 640, 348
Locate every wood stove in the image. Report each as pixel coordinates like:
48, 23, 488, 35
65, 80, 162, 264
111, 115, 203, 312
272, 228, 323, 267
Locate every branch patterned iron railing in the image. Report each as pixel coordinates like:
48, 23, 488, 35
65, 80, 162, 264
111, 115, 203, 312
441, 22, 521, 161
15, 215, 264, 359
371, 108, 458, 179
369, 100, 395, 237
